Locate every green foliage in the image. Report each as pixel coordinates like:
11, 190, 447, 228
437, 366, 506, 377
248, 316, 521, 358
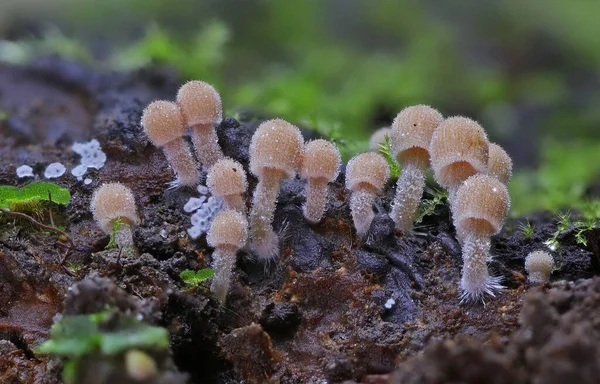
37, 309, 169, 383
377, 135, 400, 180
518, 220, 534, 240
106, 218, 124, 250
0, 182, 71, 210
544, 207, 600, 249
414, 188, 448, 224
179, 268, 214, 288
510, 141, 600, 215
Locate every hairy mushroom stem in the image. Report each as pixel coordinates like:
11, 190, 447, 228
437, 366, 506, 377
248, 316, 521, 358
190, 123, 223, 168
162, 139, 200, 187
350, 185, 377, 237
460, 232, 502, 302
303, 177, 329, 224
114, 222, 137, 256
249, 168, 284, 258
210, 245, 238, 303
390, 161, 426, 232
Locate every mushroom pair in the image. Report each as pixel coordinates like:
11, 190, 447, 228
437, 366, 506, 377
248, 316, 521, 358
141, 81, 224, 188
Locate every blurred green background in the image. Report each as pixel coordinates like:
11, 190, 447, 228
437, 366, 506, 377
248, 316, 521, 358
1, 0, 600, 215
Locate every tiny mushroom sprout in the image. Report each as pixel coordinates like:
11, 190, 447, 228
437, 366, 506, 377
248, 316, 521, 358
248, 119, 304, 260
368, 127, 392, 151
207, 209, 248, 304
300, 139, 341, 224
525, 250, 555, 284
454, 174, 510, 302
207, 158, 248, 213
389, 105, 443, 232
90, 183, 140, 255
345, 152, 390, 237
429, 116, 490, 204
141, 100, 199, 187
488, 143, 513, 185
176, 80, 224, 168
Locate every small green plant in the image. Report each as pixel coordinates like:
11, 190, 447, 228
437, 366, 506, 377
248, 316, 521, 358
179, 268, 214, 288
0, 182, 71, 210
414, 188, 448, 224
518, 220, 534, 240
37, 308, 169, 384
378, 135, 401, 180
544, 208, 599, 249
106, 218, 124, 250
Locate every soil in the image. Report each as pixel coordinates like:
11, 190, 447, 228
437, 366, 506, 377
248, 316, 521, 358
0, 58, 598, 384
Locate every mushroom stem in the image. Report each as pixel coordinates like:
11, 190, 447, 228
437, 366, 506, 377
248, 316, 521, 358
303, 177, 329, 224
390, 161, 426, 232
163, 139, 199, 187
460, 232, 502, 302
223, 194, 246, 214
249, 169, 284, 259
350, 186, 376, 237
210, 246, 237, 304
115, 223, 139, 257
191, 123, 223, 168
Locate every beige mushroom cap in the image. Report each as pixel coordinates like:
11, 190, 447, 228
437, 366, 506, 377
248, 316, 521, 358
455, 174, 510, 237
207, 209, 248, 249
249, 119, 304, 178
91, 183, 140, 232
141, 100, 186, 147
345, 152, 390, 192
525, 251, 554, 276
430, 116, 489, 188
368, 127, 391, 151
176, 80, 223, 127
390, 105, 443, 166
207, 158, 248, 197
488, 143, 513, 184
301, 139, 341, 181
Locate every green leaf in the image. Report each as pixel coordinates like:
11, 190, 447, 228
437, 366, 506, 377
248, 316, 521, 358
180, 268, 215, 287
0, 182, 70, 209
100, 323, 169, 355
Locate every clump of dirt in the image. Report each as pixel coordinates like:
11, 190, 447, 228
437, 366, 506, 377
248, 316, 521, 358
0, 58, 598, 383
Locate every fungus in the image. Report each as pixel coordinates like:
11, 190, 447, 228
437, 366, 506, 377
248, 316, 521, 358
206, 158, 248, 213
141, 100, 199, 187
90, 183, 140, 255
207, 209, 248, 304
389, 105, 443, 232
368, 127, 391, 151
176, 80, 224, 168
345, 152, 390, 237
488, 143, 513, 184
525, 250, 554, 284
125, 349, 157, 381
430, 116, 489, 202
454, 174, 510, 302
248, 119, 304, 260
300, 139, 341, 223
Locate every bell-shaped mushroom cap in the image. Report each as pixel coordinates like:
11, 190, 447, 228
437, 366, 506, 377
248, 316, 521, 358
368, 127, 391, 151
301, 139, 341, 181
455, 174, 510, 237
430, 116, 489, 188
207, 209, 248, 249
249, 119, 304, 178
390, 105, 443, 166
488, 143, 513, 184
206, 158, 248, 197
91, 183, 140, 232
525, 250, 554, 278
176, 80, 223, 127
345, 152, 390, 192
141, 100, 186, 147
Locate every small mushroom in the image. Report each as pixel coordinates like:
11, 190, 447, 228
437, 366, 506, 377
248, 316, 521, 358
141, 100, 199, 187
208, 209, 248, 304
207, 158, 248, 213
177, 80, 224, 168
300, 139, 341, 224
525, 250, 554, 284
345, 152, 390, 237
